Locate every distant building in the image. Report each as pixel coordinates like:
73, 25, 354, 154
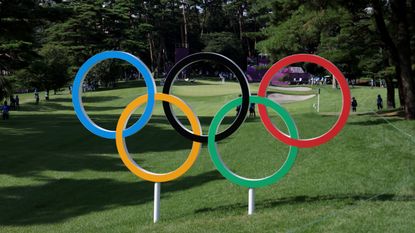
246, 55, 313, 85
271, 67, 313, 85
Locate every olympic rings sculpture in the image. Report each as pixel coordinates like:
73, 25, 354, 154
73, 51, 351, 189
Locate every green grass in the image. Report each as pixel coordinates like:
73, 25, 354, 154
0, 80, 414, 233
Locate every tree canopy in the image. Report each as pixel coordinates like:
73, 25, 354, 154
0, 0, 414, 118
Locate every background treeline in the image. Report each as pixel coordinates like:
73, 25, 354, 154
0, 0, 414, 118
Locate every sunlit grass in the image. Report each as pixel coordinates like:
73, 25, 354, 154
0, 80, 414, 233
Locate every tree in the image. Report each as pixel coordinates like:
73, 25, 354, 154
0, 75, 13, 102
44, 1, 117, 67
41, 0, 155, 84
202, 0, 228, 34
202, 32, 243, 65
0, 0, 41, 99
15, 45, 71, 98
257, 0, 415, 117
372, 0, 415, 119
257, 2, 370, 66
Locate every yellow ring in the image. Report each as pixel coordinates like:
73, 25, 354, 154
115, 93, 202, 183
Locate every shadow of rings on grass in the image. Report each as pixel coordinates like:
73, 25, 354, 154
0, 170, 224, 226
194, 193, 415, 214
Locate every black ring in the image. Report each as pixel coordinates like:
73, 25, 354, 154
162, 52, 251, 143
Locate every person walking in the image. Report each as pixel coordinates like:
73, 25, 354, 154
249, 103, 256, 118
35, 90, 39, 104
377, 95, 383, 111
15, 95, 20, 110
9, 96, 16, 110
235, 95, 242, 116
2, 101, 10, 120
352, 97, 358, 112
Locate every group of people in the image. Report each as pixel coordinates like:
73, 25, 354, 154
9, 95, 20, 110
2, 89, 58, 120
1, 95, 20, 120
370, 79, 386, 88
351, 95, 384, 113
82, 82, 98, 92
309, 77, 329, 86
34, 89, 50, 103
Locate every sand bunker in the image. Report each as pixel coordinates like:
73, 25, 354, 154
268, 94, 316, 104
270, 86, 312, 92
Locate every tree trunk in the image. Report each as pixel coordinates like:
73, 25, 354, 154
148, 33, 155, 70
155, 36, 167, 77
391, 0, 415, 119
201, 0, 207, 36
372, 0, 415, 119
398, 55, 415, 118
181, 0, 189, 48
396, 64, 405, 107
385, 76, 396, 108
238, 9, 243, 41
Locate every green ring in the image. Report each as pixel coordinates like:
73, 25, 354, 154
208, 96, 299, 188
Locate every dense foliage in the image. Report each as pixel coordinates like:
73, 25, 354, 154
0, 0, 414, 118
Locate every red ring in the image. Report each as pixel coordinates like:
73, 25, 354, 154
258, 54, 351, 148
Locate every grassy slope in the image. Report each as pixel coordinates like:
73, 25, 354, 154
0, 80, 414, 233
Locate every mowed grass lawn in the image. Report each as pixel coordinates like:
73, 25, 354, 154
0, 80, 414, 233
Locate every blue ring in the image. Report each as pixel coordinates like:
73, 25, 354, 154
72, 51, 156, 139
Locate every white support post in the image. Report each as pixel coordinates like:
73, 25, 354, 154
248, 188, 255, 215
317, 88, 321, 113
154, 182, 160, 223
